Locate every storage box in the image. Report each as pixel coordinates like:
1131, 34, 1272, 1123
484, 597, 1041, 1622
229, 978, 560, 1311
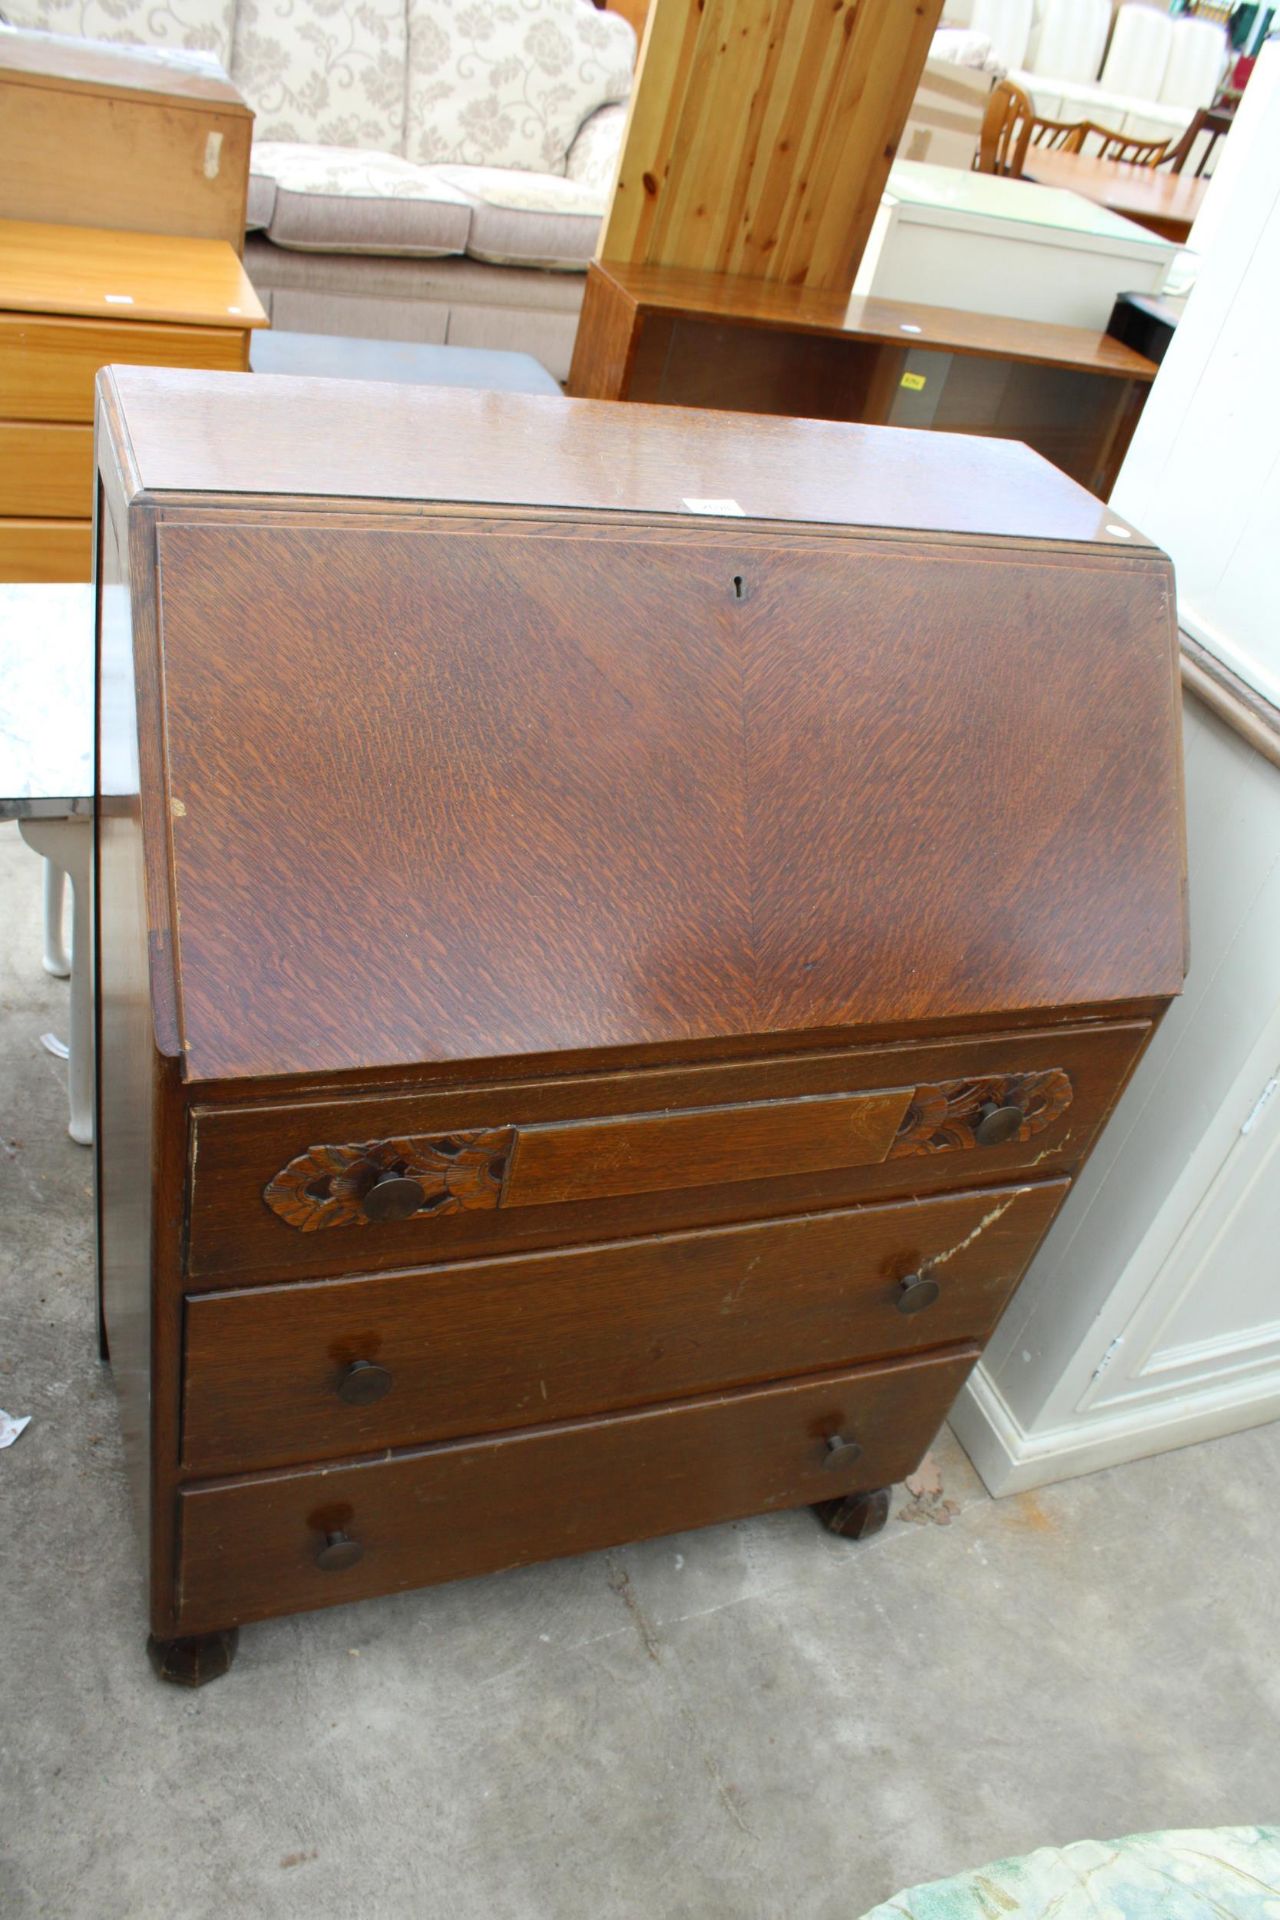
0, 26, 252, 250
854, 159, 1178, 330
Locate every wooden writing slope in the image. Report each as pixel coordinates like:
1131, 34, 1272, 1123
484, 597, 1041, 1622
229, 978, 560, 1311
568, 258, 1158, 497
93, 369, 1185, 1682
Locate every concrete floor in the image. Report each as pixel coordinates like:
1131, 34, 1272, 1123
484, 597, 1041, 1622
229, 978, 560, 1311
1, 827, 1277, 1920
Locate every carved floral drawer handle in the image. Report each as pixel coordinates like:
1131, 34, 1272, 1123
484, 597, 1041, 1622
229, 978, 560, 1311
262, 1071, 1074, 1231
263, 1128, 514, 1233
888, 1070, 1073, 1157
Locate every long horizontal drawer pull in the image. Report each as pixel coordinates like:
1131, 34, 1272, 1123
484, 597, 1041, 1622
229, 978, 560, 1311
261, 1069, 1072, 1233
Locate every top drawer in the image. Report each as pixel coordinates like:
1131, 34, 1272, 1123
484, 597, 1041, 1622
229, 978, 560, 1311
187, 1020, 1150, 1282
0, 314, 246, 422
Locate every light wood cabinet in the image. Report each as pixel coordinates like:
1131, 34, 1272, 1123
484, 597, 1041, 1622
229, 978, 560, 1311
0, 218, 266, 581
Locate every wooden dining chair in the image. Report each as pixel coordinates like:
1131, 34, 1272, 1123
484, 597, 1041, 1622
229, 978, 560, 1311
1088, 126, 1175, 165
977, 78, 1033, 175
977, 80, 1086, 176
1167, 103, 1233, 175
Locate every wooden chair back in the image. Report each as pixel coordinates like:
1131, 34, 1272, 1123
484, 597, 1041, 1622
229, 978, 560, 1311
977, 79, 1033, 175
1168, 103, 1233, 176
1089, 127, 1173, 166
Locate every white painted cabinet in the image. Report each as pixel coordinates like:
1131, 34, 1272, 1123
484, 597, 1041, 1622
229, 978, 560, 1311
952, 45, 1280, 1494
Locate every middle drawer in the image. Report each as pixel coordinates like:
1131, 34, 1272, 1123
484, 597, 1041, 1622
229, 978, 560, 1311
181, 1178, 1066, 1475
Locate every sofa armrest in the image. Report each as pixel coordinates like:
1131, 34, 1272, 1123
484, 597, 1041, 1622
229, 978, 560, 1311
565, 101, 628, 195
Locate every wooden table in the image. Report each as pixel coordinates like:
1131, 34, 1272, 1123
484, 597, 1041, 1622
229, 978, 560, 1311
1019, 150, 1209, 245
0, 218, 267, 582
569, 259, 1158, 497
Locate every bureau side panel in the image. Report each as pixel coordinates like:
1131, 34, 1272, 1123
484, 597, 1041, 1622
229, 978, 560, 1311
95, 475, 185, 1634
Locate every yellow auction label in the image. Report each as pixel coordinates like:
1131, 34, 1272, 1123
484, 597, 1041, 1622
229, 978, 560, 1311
900, 372, 927, 392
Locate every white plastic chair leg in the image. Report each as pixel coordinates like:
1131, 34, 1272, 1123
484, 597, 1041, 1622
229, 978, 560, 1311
42, 856, 71, 977
20, 816, 93, 1146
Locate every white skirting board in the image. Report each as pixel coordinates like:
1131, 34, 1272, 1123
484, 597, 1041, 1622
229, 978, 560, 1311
952, 1358, 1280, 1498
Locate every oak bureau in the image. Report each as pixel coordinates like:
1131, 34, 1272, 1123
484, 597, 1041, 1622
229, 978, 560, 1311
93, 367, 1186, 1683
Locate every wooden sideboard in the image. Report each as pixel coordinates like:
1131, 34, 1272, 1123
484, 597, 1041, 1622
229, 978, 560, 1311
94, 368, 1185, 1682
0, 218, 266, 582
568, 259, 1158, 497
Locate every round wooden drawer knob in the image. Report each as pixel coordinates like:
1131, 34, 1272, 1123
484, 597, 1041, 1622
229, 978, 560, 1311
362, 1173, 426, 1222
975, 1100, 1025, 1147
315, 1529, 363, 1573
896, 1271, 941, 1315
337, 1359, 392, 1405
824, 1434, 863, 1472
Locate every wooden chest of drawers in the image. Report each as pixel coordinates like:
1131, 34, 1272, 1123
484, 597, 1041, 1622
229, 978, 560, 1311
93, 366, 1185, 1683
0, 219, 265, 583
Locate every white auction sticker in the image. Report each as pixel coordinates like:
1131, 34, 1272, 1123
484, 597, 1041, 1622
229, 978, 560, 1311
682, 497, 745, 516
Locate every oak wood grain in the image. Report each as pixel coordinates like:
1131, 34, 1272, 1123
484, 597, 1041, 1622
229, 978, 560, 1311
187, 1022, 1149, 1284
181, 1182, 1066, 1476
98, 366, 1153, 546
147, 517, 1182, 1082
91, 369, 1186, 1666
173, 1348, 977, 1632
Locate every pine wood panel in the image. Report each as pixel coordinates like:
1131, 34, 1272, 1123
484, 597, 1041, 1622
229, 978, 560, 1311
0, 421, 93, 517
599, 0, 946, 292
0, 516, 91, 582
0, 315, 249, 423
181, 1183, 1067, 1476
0, 31, 252, 250
0, 219, 266, 326
173, 1349, 977, 1632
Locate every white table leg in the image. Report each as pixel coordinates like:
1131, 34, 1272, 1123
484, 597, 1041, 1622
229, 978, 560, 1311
19, 816, 93, 1147
42, 857, 71, 977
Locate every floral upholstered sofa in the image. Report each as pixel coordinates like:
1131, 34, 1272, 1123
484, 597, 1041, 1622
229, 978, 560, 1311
2, 0, 638, 377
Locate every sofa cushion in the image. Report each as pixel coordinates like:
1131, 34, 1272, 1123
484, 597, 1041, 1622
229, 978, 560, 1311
2, 0, 235, 64
405, 0, 633, 174
434, 165, 604, 269
251, 144, 472, 256
245, 167, 278, 232
230, 0, 406, 148
564, 100, 626, 195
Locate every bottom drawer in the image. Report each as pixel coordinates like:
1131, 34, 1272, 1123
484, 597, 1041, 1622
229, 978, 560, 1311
0, 516, 91, 582
174, 1346, 976, 1632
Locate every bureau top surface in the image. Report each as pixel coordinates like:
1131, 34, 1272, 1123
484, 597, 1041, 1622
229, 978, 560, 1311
99, 371, 1185, 1085
0, 221, 266, 327
104, 365, 1151, 543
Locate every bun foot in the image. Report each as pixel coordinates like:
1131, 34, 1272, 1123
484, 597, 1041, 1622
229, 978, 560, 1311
814, 1486, 891, 1542
147, 1627, 239, 1687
